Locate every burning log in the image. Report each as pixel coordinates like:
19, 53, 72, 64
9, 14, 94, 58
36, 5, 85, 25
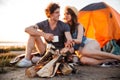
25, 44, 77, 78
59, 63, 73, 75
36, 55, 61, 77
36, 44, 56, 64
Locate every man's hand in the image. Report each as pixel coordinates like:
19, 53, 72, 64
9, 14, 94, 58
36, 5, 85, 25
65, 40, 75, 48
60, 48, 69, 54
44, 33, 54, 41
60, 47, 74, 54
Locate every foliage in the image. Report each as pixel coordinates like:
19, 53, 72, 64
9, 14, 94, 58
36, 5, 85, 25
0, 53, 18, 73
0, 46, 25, 53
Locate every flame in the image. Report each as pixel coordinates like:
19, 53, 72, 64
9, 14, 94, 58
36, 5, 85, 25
75, 50, 82, 58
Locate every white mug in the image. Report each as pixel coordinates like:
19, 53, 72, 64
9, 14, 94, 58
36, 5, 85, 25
52, 36, 59, 42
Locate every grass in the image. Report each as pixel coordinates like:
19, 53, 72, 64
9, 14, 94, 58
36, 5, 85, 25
0, 46, 25, 73
0, 45, 38, 73
0, 52, 18, 73
0, 46, 25, 53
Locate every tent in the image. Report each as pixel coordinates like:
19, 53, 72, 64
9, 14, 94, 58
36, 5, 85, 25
78, 2, 120, 48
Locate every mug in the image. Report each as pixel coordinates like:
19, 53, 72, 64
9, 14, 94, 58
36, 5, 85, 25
52, 36, 59, 42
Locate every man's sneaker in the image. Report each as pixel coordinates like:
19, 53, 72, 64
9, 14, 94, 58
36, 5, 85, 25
16, 58, 33, 68
31, 56, 41, 64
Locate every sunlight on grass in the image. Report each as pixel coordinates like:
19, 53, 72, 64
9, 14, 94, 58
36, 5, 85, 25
0, 53, 18, 73
0, 46, 25, 53
0, 45, 25, 73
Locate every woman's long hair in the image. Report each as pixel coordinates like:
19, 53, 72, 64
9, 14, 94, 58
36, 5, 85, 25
66, 8, 79, 34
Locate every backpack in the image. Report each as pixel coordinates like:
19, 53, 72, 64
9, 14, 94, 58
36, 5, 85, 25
101, 39, 120, 55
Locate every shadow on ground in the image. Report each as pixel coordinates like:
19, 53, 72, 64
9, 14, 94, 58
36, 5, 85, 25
0, 65, 120, 80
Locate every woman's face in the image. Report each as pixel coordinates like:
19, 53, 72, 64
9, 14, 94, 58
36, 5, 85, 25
64, 9, 72, 23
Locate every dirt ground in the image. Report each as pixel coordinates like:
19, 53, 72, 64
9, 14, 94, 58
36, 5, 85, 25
0, 65, 120, 80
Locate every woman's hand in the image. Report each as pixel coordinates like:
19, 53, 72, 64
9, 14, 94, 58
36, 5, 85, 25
69, 47, 74, 53
73, 39, 81, 44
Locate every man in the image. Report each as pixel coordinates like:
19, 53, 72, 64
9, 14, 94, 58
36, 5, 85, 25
17, 3, 73, 67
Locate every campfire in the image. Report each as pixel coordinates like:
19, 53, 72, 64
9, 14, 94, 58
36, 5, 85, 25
25, 44, 78, 78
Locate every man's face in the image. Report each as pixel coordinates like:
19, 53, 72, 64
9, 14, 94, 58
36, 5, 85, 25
50, 8, 60, 21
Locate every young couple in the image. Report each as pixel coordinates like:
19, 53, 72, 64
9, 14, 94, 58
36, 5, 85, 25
17, 3, 120, 67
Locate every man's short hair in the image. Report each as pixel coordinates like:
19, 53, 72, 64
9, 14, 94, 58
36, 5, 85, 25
45, 3, 60, 18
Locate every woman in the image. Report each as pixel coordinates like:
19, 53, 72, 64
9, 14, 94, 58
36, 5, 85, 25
64, 6, 120, 65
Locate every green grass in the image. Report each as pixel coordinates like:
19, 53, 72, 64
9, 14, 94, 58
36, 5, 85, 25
0, 46, 25, 53
0, 53, 18, 73
7, 46, 25, 51
0, 46, 26, 73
